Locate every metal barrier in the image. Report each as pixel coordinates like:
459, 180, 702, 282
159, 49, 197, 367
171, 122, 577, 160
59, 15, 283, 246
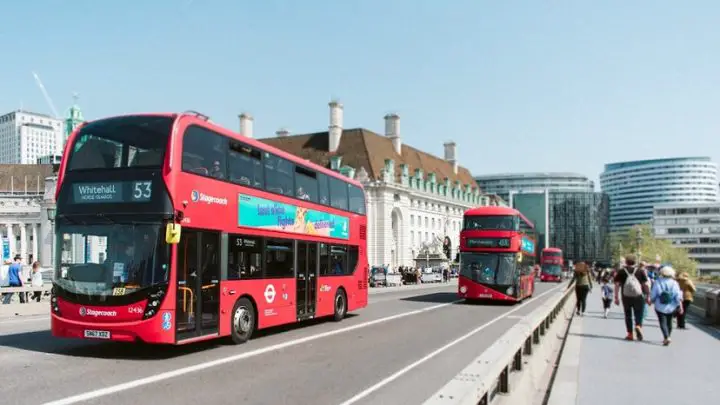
704, 288, 720, 325
424, 284, 575, 405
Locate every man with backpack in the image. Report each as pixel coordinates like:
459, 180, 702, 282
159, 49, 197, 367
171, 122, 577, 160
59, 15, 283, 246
613, 254, 651, 341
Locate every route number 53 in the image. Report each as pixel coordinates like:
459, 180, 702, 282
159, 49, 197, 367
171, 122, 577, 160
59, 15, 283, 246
132, 181, 152, 201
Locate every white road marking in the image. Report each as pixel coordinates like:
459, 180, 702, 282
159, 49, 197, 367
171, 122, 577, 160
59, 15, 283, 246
42, 299, 463, 405
337, 284, 566, 405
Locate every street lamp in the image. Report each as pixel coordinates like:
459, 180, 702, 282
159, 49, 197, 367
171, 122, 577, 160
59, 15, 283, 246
46, 207, 56, 269
635, 227, 642, 261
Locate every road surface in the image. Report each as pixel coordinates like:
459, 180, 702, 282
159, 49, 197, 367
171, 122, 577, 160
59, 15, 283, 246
1, 282, 565, 405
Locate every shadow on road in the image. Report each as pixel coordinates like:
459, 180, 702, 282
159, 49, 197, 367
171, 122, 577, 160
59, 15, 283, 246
0, 313, 358, 360
400, 292, 515, 306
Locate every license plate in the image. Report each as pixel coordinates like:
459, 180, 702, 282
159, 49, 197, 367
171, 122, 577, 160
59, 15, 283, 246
84, 330, 111, 339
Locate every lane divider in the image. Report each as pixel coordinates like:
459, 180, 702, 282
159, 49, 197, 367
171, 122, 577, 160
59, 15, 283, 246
337, 283, 566, 405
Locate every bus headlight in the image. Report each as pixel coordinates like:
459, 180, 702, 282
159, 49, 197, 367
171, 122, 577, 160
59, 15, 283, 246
506, 287, 514, 295
51, 286, 61, 316
142, 288, 166, 320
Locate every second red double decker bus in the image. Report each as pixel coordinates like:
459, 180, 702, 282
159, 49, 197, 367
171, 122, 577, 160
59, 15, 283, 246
50, 111, 368, 345
540, 247, 564, 282
458, 206, 536, 302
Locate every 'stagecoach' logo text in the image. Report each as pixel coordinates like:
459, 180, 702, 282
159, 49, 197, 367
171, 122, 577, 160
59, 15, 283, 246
191, 190, 228, 205
79, 307, 118, 317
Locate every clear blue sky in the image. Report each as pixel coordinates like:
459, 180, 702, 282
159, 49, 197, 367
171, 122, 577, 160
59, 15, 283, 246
3, 0, 719, 185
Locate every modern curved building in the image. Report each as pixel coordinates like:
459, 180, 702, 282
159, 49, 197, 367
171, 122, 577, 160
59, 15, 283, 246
474, 172, 594, 202
600, 157, 720, 232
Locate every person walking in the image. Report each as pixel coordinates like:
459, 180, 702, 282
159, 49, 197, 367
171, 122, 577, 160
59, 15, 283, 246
650, 266, 683, 345
573, 262, 593, 316
676, 272, 696, 329
30, 261, 44, 302
2, 255, 26, 305
600, 276, 613, 318
614, 255, 650, 341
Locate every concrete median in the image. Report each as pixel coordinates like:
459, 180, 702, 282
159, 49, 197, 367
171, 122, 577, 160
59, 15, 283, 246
423, 283, 575, 405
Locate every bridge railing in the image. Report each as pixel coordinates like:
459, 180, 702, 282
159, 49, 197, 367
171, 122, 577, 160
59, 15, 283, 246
424, 283, 574, 405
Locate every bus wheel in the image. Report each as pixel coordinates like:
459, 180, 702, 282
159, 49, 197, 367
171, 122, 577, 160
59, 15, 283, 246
333, 289, 347, 322
230, 297, 255, 344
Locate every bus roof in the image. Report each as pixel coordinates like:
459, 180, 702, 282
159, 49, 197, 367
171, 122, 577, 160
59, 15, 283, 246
70, 112, 365, 189
464, 206, 534, 228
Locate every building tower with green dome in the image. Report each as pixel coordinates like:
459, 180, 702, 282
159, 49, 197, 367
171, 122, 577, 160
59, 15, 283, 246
64, 93, 85, 147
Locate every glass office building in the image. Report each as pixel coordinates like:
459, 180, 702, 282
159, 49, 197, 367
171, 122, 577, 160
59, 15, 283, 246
513, 191, 610, 264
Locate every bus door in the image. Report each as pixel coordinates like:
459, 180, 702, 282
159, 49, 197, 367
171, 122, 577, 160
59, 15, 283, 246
296, 241, 318, 319
175, 229, 221, 340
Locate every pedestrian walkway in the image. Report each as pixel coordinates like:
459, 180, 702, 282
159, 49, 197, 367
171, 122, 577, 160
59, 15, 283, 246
549, 289, 720, 405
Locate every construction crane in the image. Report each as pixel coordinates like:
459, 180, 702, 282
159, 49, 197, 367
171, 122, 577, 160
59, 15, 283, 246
32, 71, 60, 118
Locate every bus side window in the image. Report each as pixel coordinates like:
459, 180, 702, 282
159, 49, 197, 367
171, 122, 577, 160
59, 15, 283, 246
228, 142, 264, 189
182, 126, 228, 179
317, 173, 330, 205
264, 153, 294, 197
347, 246, 359, 275
227, 235, 262, 280
328, 176, 348, 211
264, 238, 294, 278
330, 245, 347, 275
348, 185, 366, 214
294, 166, 318, 203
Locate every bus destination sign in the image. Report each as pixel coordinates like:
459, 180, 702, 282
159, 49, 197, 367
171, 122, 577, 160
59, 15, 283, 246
521, 238, 535, 254
72, 181, 153, 204
466, 238, 510, 248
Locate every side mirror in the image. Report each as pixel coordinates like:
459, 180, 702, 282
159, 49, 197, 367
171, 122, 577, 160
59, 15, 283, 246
165, 223, 182, 244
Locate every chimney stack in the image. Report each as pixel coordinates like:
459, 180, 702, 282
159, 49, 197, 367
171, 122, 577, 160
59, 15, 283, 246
443, 141, 458, 174
239, 113, 253, 138
328, 100, 343, 153
384, 113, 401, 155
276, 128, 289, 137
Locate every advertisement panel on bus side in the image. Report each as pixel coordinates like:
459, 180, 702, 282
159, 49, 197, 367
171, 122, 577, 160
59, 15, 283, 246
238, 194, 349, 239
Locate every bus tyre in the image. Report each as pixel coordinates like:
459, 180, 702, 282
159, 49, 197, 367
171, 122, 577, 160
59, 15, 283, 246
333, 289, 347, 322
230, 297, 255, 344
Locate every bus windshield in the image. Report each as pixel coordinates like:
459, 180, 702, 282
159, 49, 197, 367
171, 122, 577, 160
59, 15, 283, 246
54, 223, 170, 297
460, 252, 516, 285
67, 115, 173, 171
542, 264, 562, 275
463, 215, 517, 231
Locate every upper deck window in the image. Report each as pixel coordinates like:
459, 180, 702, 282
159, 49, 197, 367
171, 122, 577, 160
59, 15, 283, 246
348, 184, 366, 215
329, 176, 349, 211
68, 116, 172, 171
294, 166, 318, 203
463, 215, 518, 231
228, 141, 263, 188
264, 153, 294, 197
182, 125, 228, 179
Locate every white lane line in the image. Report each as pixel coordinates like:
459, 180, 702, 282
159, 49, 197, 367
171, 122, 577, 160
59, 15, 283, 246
337, 284, 566, 405
42, 299, 463, 405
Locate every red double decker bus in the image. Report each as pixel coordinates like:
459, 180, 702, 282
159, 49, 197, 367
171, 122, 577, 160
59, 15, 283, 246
458, 206, 536, 302
540, 248, 563, 282
50, 111, 368, 345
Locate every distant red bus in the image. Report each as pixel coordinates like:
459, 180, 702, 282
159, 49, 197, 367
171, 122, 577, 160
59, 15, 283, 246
458, 206, 536, 302
540, 248, 563, 282
50, 111, 368, 345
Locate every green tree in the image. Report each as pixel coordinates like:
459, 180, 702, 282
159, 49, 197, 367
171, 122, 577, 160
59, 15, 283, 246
609, 224, 697, 276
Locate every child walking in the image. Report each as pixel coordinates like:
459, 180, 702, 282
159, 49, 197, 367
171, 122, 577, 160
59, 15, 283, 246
601, 277, 613, 318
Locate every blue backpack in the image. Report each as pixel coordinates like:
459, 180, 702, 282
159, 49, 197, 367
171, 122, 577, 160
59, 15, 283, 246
659, 283, 673, 305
